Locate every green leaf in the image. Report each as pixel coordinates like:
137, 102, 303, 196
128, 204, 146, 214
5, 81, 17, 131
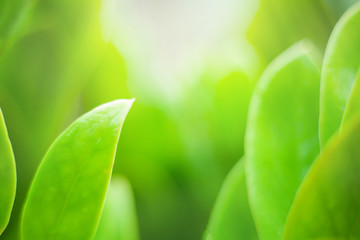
0, 0, 33, 54
342, 70, 360, 126
204, 159, 258, 240
283, 117, 360, 239
21, 99, 134, 240
322, 0, 359, 19
211, 72, 255, 175
248, 0, 332, 62
245, 42, 320, 240
319, 2, 360, 147
94, 176, 140, 240
0, 110, 16, 235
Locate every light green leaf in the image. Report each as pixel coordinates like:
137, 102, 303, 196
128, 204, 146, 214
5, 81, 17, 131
94, 176, 139, 240
204, 159, 258, 240
342, 69, 360, 126
21, 99, 134, 240
245, 42, 320, 239
319, 2, 360, 147
211, 72, 255, 174
283, 117, 360, 239
0, 109, 16, 235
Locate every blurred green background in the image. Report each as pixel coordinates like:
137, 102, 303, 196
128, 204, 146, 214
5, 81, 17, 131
0, 0, 358, 239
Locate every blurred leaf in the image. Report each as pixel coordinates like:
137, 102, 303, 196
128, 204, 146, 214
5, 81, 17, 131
248, 0, 332, 62
322, 0, 359, 19
245, 42, 320, 239
0, 0, 33, 54
82, 61, 199, 240
0, 27, 83, 240
0, 0, 114, 237
204, 160, 257, 240
319, 2, 360, 147
82, 44, 130, 107
211, 72, 255, 174
21, 100, 133, 240
0, 0, 110, 163
0, 110, 16, 235
283, 117, 360, 239
94, 176, 139, 240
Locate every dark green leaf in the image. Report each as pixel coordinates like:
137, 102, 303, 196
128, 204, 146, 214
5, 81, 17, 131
321, 0, 359, 20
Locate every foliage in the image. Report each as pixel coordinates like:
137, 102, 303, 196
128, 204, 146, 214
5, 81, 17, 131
245, 42, 321, 239
0, 110, 16, 235
205, 2, 360, 239
21, 100, 133, 239
1, 0, 360, 240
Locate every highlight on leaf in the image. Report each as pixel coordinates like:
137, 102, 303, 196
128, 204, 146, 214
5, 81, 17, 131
245, 41, 320, 240
0, 109, 16, 235
21, 99, 134, 240
319, 1, 360, 147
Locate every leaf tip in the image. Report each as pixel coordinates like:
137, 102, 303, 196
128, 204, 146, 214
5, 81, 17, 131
98, 98, 135, 118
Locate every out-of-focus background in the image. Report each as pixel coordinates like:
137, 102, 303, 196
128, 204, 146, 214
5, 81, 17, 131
0, 0, 358, 239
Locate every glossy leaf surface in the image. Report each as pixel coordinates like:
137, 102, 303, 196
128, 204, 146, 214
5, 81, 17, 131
21, 99, 133, 240
204, 160, 257, 240
319, 2, 360, 147
342, 70, 360, 126
245, 42, 320, 239
0, 110, 16, 235
94, 176, 139, 240
283, 117, 360, 239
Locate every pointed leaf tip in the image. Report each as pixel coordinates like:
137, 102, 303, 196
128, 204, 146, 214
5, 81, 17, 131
21, 99, 133, 240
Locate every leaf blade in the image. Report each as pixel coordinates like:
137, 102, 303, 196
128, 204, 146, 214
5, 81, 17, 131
94, 176, 140, 240
283, 117, 360, 239
319, 2, 360, 147
245, 42, 320, 239
21, 99, 133, 240
204, 159, 258, 240
0, 110, 16, 235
